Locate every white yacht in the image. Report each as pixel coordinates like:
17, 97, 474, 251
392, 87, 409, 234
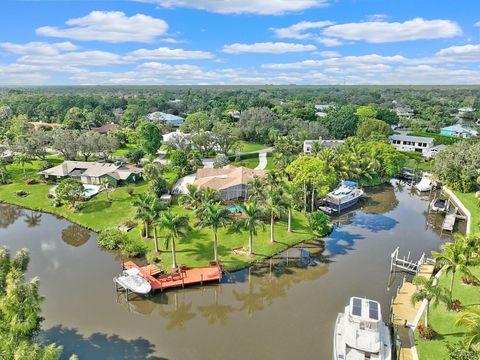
114, 267, 151, 295
326, 181, 364, 212
333, 297, 392, 360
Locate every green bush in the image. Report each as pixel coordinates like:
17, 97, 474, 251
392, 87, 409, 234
409, 130, 460, 146
15, 190, 29, 197
121, 240, 147, 258
97, 228, 127, 250
307, 211, 331, 237
446, 341, 479, 360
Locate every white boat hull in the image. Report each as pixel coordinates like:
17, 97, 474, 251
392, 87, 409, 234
114, 268, 151, 295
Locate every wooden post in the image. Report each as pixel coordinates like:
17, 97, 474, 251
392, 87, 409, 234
181, 277, 185, 288
201, 274, 203, 286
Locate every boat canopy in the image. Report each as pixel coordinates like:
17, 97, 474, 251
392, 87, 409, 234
341, 181, 358, 187
349, 297, 381, 323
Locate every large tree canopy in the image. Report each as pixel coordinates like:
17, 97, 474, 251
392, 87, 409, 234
320, 105, 359, 139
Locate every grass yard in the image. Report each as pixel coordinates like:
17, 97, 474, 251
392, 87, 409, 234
454, 191, 480, 235
415, 266, 480, 359
237, 141, 269, 153
404, 158, 433, 172
111, 143, 138, 157
231, 157, 259, 169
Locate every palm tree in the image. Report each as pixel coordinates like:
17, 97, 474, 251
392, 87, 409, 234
263, 188, 287, 243
196, 204, 230, 261
433, 240, 472, 299
458, 234, 480, 265
14, 152, 31, 179
180, 184, 203, 210
283, 183, 296, 233
455, 307, 480, 351
411, 275, 450, 328
131, 193, 159, 238
247, 176, 264, 200
99, 177, 111, 202
235, 200, 265, 255
199, 188, 220, 207
157, 211, 190, 269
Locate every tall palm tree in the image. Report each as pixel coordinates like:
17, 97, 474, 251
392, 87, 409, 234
131, 193, 159, 238
433, 240, 472, 299
411, 275, 450, 328
247, 176, 264, 200
196, 204, 230, 261
458, 234, 480, 265
199, 188, 220, 207
99, 177, 111, 202
157, 211, 190, 269
455, 307, 480, 351
283, 183, 295, 233
263, 188, 287, 243
235, 200, 265, 255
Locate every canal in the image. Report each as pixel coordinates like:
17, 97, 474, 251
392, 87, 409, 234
0, 180, 462, 359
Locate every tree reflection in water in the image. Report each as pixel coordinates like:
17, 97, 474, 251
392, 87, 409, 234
0, 204, 23, 228
158, 292, 196, 331
61, 224, 91, 247
24, 210, 42, 228
362, 183, 399, 215
198, 286, 235, 325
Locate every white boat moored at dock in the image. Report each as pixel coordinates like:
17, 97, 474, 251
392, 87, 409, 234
333, 297, 392, 360
114, 267, 151, 295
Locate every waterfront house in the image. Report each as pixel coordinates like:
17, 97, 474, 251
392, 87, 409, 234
303, 138, 344, 154
388, 134, 434, 156
39, 161, 143, 186
146, 112, 184, 127
440, 124, 478, 138
194, 165, 266, 201
395, 107, 414, 118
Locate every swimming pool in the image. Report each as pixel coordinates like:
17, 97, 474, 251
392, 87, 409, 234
227, 205, 244, 213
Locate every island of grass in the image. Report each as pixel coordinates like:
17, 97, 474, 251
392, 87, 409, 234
0, 159, 315, 272
415, 265, 480, 359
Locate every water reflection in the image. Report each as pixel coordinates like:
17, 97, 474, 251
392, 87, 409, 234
158, 293, 197, 331
351, 213, 398, 232
324, 230, 364, 258
0, 203, 23, 228
198, 287, 235, 325
363, 184, 399, 215
40, 326, 164, 360
24, 210, 42, 228
61, 224, 91, 247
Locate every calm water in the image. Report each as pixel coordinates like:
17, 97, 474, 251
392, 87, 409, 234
0, 180, 463, 360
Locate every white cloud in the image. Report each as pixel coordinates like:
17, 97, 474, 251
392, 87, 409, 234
436, 44, 480, 61
0, 41, 79, 55
367, 14, 388, 21
323, 18, 462, 43
36, 11, 169, 43
315, 51, 340, 57
18, 51, 125, 66
316, 37, 343, 46
125, 47, 214, 61
137, 0, 328, 15
222, 42, 316, 54
475, 21, 480, 27
161, 38, 186, 44
270, 21, 334, 39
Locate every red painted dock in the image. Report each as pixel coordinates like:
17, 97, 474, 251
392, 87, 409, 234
123, 261, 222, 291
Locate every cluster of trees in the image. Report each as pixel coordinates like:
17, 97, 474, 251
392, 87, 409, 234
433, 140, 480, 192
0, 247, 76, 359
411, 234, 480, 353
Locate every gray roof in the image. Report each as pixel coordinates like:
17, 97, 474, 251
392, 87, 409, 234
441, 124, 478, 135
146, 112, 184, 123
431, 144, 448, 151
389, 134, 434, 144
39, 161, 142, 179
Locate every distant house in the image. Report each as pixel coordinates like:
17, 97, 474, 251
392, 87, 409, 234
395, 107, 414, 118
426, 144, 448, 159
92, 123, 118, 134
458, 107, 474, 114
29, 121, 62, 131
39, 161, 143, 186
440, 124, 478, 138
226, 110, 240, 120
146, 112, 184, 127
303, 138, 344, 154
314, 104, 333, 111
162, 130, 192, 149
194, 165, 266, 201
315, 111, 328, 118
389, 134, 434, 156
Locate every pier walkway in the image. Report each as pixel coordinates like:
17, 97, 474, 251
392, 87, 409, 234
391, 264, 435, 360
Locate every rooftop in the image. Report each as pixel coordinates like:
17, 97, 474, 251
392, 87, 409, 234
389, 134, 434, 144
194, 165, 266, 192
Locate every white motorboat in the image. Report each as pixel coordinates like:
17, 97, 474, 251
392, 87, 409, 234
114, 267, 151, 295
333, 297, 392, 360
326, 181, 364, 212
430, 196, 448, 212
415, 173, 432, 192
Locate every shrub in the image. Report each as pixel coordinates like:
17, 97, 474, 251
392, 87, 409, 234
126, 185, 135, 197
446, 341, 480, 360
50, 198, 62, 207
417, 324, 437, 340
146, 252, 162, 264
38, 160, 54, 171
126, 148, 145, 165
307, 211, 331, 237
97, 228, 127, 250
15, 190, 29, 197
213, 153, 230, 168
25, 178, 38, 185
120, 240, 147, 258
150, 177, 167, 198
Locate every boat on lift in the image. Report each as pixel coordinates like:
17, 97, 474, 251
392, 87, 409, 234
325, 181, 364, 213
114, 267, 151, 295
333, 297, 392, 360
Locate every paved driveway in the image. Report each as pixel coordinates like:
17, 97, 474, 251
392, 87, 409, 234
171, 173, 196, 195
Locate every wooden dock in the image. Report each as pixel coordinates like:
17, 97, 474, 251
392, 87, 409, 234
442, 212, 457, 232
391, 264, 435, 360
123, 261, 222, 291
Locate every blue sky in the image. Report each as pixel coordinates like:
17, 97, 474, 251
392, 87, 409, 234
1, 0, 479, 85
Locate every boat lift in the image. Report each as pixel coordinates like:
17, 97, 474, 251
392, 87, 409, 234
389, 247, 435, 275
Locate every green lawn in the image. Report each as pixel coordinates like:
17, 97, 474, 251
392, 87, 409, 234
404, 158, 433, 172
232, 157, 259, 169
237, 141, 269, 153
454, 191, 479, 235
1, 161, 315, 272
415, 266, 480, 359
111, 143, 138, 157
